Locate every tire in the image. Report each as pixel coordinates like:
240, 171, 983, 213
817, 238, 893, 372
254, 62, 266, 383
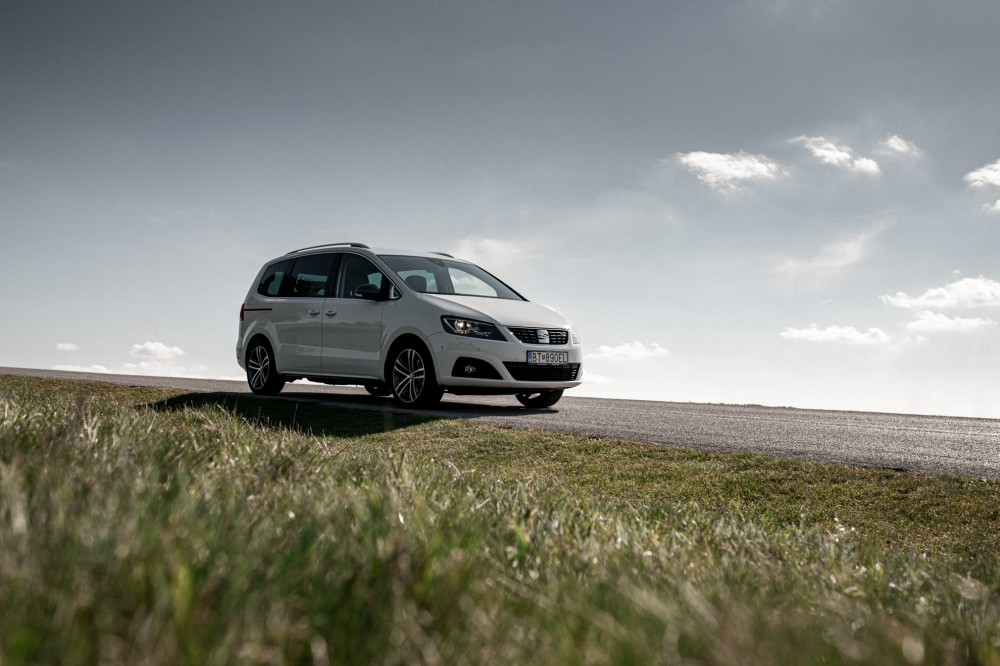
516, 390, 563, 408
246, 341, 286, 396
390, 344, 443, 408
364, 384, 391, 397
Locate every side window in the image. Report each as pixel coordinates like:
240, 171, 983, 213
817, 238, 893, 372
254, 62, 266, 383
397, 269, 439, 294
257, 259, 292, 297
287, 253, 335, 298
336, 254, 395, 299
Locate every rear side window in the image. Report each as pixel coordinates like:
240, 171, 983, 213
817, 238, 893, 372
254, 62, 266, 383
256, 259, 292, 297
288, 253, 335, 298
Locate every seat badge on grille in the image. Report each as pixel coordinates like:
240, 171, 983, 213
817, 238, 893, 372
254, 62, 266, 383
537, 329, 550, 344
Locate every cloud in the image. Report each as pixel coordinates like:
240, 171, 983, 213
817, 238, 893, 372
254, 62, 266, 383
964, 159, 1000, 213
121, 360, 207, 377
879, 134, 921, 156
586, 340, 670, 362
675, 151, 785, 192
882, 276, 1000, 309
52, 341, 205, 378
964, 159, 1000, 189
130, 341, 187, 360
772, 225, 884, 290
450, 236, 536, 273
52, 364, 111, 373
55, 342, 80, 352
792, 136, 881, 175
780, 325, 891, 345
905, 310, 996, 334
125, 341, 205, 377
581, 370, 613, 385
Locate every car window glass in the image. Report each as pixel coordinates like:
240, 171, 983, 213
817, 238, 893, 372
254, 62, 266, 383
379, 255, 522, 300
396, 269, 438, 293
448, 267, 498, 297
257, 259, 292, 297
336, 254, 395, 299
288, 253, 335, 298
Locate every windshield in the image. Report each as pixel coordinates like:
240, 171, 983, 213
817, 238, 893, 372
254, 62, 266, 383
380, 255, 525, 300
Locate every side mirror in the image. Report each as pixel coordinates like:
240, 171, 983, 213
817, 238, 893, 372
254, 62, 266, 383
355, 283, 385, 301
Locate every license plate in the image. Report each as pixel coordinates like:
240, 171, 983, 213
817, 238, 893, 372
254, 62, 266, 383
527, 351, 569, 365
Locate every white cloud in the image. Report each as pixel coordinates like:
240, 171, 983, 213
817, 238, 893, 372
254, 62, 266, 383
581, 370, 613, 385
964, 159, 1000, 189
586, 340, 670, 362
121, 360, 207, 378
780, 325, 891, 345
851, 157, 881, 175
51, 341, 204, 378
772, 225, 884, 290
55, 342, 80, 352
792, 135, 881, 175
450, 236, 536, 273
129, 341, 187, 360
905, 310, 996, 333
52, 364, 111, 373
986, 199, 1000, 215
882, 276, 1000, 309
879, 134, 921, 156
675, 151, 786, 192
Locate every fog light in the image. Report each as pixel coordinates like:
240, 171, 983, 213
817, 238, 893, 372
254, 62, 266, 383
464, 364, 477, 375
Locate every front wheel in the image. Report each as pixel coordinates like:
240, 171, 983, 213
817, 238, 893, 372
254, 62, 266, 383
246, 341, 285, 395
390, 345, 443, 408
516, 390, 563, 408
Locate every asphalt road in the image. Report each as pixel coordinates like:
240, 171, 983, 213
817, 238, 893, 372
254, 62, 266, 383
3, 366, 999, 480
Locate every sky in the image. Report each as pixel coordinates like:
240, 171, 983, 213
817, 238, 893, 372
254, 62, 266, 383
2, 1, 999, 418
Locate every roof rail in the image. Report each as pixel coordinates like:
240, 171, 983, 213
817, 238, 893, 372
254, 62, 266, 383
285, 242, 371, 255
430, 251, 454, 258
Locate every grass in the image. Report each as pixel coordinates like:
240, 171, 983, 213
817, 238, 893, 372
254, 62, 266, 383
1, 375, 998, 665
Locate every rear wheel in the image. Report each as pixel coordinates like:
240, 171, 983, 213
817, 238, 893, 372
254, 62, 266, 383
246, 341, 285, 395
516, 390, 563, 408
390, 344, 443, 408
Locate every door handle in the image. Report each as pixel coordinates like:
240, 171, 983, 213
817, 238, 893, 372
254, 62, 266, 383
308, 309, 320, 316
325, 311, 337, 317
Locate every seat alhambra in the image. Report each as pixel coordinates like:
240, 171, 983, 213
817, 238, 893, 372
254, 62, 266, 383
237, 243, 583, 408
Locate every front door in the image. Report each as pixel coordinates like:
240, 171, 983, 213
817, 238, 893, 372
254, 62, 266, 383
322, 253, 388, 378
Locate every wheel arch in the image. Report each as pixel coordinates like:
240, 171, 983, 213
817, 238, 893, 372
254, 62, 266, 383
383, 332, 434, 384
245, 332, 275, 365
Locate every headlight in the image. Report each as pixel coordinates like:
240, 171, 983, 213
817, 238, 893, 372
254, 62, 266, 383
441, 316, 506, 341
571, 328, 581, 345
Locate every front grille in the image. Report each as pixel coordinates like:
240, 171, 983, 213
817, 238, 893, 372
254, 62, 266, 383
503, 362, 580, 382
508, 328, 570, 345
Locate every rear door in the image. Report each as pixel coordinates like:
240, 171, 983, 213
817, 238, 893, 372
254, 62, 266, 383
271, 252, 336, 374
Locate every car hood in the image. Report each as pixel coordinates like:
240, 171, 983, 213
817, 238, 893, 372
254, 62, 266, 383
422, 294, 570, 328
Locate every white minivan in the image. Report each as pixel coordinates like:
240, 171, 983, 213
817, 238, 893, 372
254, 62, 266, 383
237, 243, 583, 408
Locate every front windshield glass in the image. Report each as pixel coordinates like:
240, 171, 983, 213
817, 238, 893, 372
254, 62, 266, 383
380, 255, 525, 300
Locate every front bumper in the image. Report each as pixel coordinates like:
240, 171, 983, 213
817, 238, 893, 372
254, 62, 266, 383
428, 331, 584, 392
